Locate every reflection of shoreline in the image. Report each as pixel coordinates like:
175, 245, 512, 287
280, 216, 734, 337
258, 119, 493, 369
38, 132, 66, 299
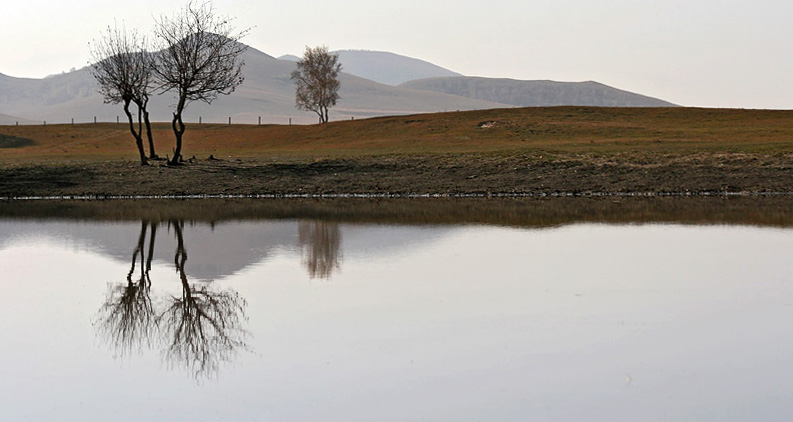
4, 196, 793, 228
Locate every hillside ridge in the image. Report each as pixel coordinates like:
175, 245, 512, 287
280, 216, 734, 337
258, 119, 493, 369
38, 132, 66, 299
400, 76, 677, 108
1, 44, 676, 125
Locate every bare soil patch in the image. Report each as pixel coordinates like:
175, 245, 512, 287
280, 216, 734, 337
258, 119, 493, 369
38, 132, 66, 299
1, 153, 792, 198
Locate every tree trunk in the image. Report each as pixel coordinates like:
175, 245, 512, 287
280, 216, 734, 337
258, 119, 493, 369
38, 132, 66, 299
124, 100, 148, 166
142, 96, 157, 159
169, 96, 187, 166
144, 109, 156, 159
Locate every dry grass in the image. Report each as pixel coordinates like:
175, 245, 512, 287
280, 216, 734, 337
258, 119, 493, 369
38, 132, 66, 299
1, 107, 792, 164
2, 107, 793, 198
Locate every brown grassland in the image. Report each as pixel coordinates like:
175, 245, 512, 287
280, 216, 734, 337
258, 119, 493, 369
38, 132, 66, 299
1, 106, 792, 198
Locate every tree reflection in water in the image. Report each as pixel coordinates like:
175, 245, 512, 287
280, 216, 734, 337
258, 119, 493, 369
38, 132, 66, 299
95, 219, 248, 379
298, 221, 342, 279
160, 220, 248, 377
95, 220, 158, 356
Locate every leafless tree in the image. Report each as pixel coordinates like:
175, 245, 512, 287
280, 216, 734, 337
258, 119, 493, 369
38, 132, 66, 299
153, 1, 248, 165
291, 46, 342, 124
89, 24, 158, 164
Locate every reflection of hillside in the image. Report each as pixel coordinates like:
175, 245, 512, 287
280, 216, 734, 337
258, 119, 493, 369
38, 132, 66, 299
5, 195, 793, 280
0, 221, 297, 280
0, 219, 447, 280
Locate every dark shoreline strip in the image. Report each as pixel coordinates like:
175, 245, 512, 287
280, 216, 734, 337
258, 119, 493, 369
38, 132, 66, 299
3, 191, 793, 201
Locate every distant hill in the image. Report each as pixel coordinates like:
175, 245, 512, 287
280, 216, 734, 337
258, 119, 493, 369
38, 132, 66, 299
332, 50, 462, 86
280, 50, 462, 86
0, 45, 679, 126
0, 112, 33, 125
400, 77, 678, 107
0, 47, 509, 125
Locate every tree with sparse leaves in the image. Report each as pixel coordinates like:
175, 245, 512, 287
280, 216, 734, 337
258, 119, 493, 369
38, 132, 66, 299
89, 24, 157, 165
291, 46, 341, 124
153, 1, 248, 165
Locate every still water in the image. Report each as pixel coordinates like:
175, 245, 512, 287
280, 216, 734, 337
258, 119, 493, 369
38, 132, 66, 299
1, 198, 793, 421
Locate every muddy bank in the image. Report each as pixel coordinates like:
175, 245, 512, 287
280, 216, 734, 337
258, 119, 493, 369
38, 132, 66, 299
1, 153, 792, 198
4, 195, 793, 228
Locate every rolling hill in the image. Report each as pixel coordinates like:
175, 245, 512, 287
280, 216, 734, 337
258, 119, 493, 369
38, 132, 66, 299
279, 50, 461, 85
0, 44, 677, 126
333, 50, 461, 85
0, 112, 33, 125
0, 47, 510, 125
400, 77, 677, 107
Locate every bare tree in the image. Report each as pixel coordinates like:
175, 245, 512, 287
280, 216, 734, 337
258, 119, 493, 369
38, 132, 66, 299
153, 1, 248, 165
291, 46, 342, 124
89, 24, 157, 165
139, 82, 158, 160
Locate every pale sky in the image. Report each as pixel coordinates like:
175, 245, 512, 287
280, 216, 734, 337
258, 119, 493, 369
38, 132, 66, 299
1, 0, 791, 109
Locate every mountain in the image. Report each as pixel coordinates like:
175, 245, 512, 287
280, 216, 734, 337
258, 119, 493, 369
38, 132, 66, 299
0, 47, 510, 125
333, 50, 462, 86
0, 112, 33, 125
400, 77, 678, 108
280, 50, 461, 85
0, 45, 678, 126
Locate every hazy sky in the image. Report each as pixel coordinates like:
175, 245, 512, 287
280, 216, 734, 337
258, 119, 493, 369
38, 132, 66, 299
1, 0, 791, 109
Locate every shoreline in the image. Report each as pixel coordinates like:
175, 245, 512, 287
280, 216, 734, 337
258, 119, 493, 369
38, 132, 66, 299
5, 191, 793, 201
3, 153, 793, 199
5, 194, 793, 228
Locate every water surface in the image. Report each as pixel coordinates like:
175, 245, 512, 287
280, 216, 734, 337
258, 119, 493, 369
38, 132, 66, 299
1, 198, 792, 421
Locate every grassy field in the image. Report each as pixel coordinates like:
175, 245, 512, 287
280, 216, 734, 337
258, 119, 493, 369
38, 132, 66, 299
1, 106, 792, 197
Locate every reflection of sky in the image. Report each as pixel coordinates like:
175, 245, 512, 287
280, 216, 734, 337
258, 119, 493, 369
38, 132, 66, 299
2, 222, 793, 421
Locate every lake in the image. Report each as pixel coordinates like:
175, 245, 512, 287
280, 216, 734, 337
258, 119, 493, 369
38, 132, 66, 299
1, 197, 793, 421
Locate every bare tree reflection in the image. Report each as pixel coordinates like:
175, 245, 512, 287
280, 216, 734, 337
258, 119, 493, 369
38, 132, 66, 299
159, 220, 248, 378
298, 221, 342, 279
95, 220, 158, 356
95, 219, 248, 380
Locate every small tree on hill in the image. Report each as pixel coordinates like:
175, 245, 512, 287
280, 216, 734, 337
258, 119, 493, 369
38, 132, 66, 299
153, 1, 248, 165
89, 24, 157, 165
291, 46, 341, 124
